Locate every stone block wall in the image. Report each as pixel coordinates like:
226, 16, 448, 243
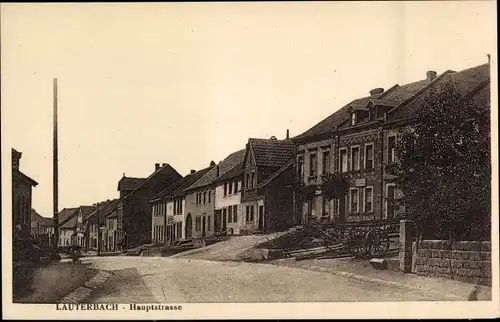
415, 240, 492, 286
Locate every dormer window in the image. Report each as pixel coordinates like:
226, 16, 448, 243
351, 112, 356, 125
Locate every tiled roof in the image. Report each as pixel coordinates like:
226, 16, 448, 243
249, 138, 295, 168
117, 177, 146, 192
150, 167, 211, 201
85, 199, 120, 225
389, 64, 490, 120
58, 208, 79, 227
294, 72, 442, 140
31, 209, 52, 226
213, 161, 244, 183
13, 169, 39, 187
123, 164, 182, 200
256, 157, 294, 189
80, 205, 96, 220
185, 149, 246, 191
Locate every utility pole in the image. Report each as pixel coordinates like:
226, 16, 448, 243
97, 202, 101, 256
53, 78, 59, 254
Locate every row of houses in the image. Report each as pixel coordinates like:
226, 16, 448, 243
24, 61, 490, 253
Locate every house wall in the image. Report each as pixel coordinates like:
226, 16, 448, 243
215, 178, 243, 235
185, 187, 215, 239
151, 200, 167, 244
171, 198, 186, 242
59, 228, 73, 247
264, 167, 295, 231
12, 176, 33, 238
240, 198, 264, 234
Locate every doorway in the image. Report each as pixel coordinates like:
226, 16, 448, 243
338, 196, 346, 224
214, 210, 221, 232
185, 214, 192, 239
258, 206, 264, 231
202, 216, 206, 237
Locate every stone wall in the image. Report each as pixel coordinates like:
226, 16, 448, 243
415, 240, 492, 286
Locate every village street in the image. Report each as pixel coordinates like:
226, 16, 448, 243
81, 256, 470, 303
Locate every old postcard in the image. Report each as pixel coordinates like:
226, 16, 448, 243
1, 1, 499, 319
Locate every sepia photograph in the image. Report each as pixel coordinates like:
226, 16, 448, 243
1, 1, 498, 319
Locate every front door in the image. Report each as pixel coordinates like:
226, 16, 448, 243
202, 216, 206, 237
185, 214, 193, 239
258, 206, 264, 231
214, 210, 221, 232
387, 185, 396, 219
222, 209, 227, 231
338, 196, 346, 224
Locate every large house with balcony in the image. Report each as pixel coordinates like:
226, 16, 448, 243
293, 63, 490, 225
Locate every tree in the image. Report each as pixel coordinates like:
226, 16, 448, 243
389, 80, 491, 241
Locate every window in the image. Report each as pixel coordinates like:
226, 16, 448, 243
386, 184, 396, 219
364, 187, 373, 212
246, 174, 250, 189
351, 112, 356, 126
228, 181, 233, 195
388, 135, 396, 163
350, 188, 359, 213
351, 146, 360, 171
245, 205, 250, 221
228, 206, 233, 223
208, 191, 211, 203
365, 143, 374, 169
251, 172, 255, 188
298, 155, 305, 180
233, 181, 238, 193
322, 151, 330, 175
208, 216, 212, 231
222, 208, 227, 225
224, 183, 228, 196
309, 153, 317, 177
250, 205, 255, 221
195, 217, 201, 231
203, 192, 207, 204
323, 198, 329, 216
233, 205, 238, 222
340, 149, 348, 173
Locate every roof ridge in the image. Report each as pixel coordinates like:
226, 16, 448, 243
387, 70, 455, 116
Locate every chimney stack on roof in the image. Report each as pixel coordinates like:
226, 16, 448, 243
155, 163, 160, 171
210, 160, 216, 167
162, 163, 167, 167
286, 129, 290, 139
369, 88, 384, 96
270, 136, 277, 140
487, 54, 491, 64
190, 169, 196, 174
426, 71, 437, 82
216, 165, 220, 177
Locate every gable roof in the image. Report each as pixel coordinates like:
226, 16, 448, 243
293, 71, 444, 140
256, 157, 294, 189
247, 138, 295, 168
185, 149, 246, 191
388, 64, 490, 120
57, 208, 80, 227
85, 199, 120, 225
117, 177, 146, 192
213, 161, 244, 183
150, 167, 212, 202
13, 169, 39, 187
123, 163, 183, 201
31, 209, 52, 226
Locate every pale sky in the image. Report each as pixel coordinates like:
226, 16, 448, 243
1, 2, 496, 218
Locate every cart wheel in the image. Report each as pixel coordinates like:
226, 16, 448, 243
350, 243, 368, 259
370, 233, 390, 257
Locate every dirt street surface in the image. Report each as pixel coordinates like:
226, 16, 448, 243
81, 256, 479, 303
